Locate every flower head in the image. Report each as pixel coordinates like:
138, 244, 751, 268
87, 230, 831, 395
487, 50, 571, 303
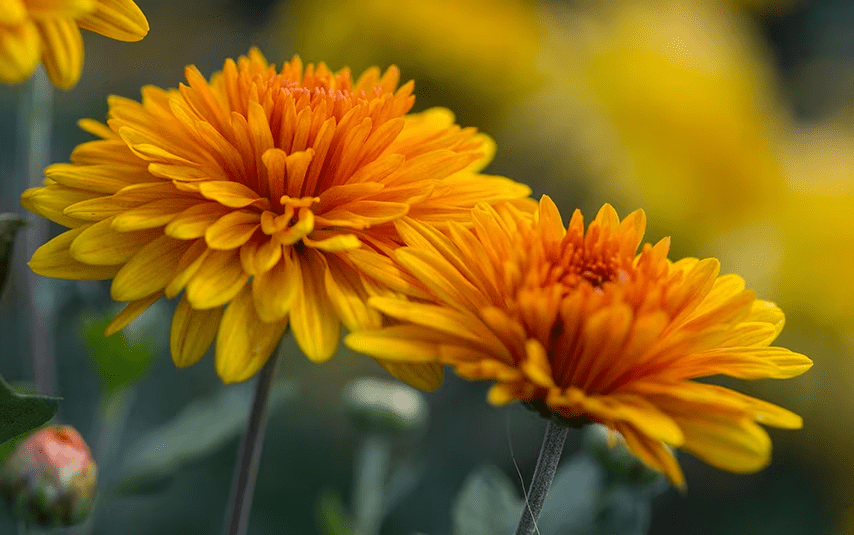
346, 196, 812, 486
1, 426, 97, 527
22, 49, 531, 386
0, 0, 149, 88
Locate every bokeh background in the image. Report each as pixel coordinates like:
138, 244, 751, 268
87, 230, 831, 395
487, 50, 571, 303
1, 0, 852, 533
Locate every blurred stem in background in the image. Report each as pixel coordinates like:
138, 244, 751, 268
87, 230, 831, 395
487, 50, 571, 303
514, 421, 568, 535
352, 435, 392, 535
222, 340, 285, 535
17, 67, 56, 396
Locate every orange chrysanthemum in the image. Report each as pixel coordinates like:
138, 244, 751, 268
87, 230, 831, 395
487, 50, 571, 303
21, 49, 531, 386
346, 196, 812, 486
0, 0, 148, 88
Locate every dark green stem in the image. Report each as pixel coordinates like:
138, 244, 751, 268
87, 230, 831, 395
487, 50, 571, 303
222, 346, 283, 535
514, 421, 568, 535
19, 68, 56, 396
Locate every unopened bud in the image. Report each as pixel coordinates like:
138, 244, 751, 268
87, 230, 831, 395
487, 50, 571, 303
344, 378, 428, 434
1, 425, 97, 526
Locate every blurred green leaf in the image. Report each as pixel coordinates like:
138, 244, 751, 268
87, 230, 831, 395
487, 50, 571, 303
593, 486, 655, 535
82, 311, 155, 393
0, 376, 58, 444
537, 455, 603, 535
317, 490, 353, 535
0, 213, 27, 298
117, 379, 296, 488
452, 465, 522, 535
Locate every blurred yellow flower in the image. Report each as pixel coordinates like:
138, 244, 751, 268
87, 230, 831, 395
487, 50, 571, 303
287, 0, 544, 127
21, 49, 531, 386
0, 0, 148, 89
515, 0, 789, 240
347, 196, 811, 486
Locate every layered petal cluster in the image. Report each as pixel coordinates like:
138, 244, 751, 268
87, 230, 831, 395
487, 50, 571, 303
22, 49, 531, 386
0, 0, 148, 88
346, 196, 812, 486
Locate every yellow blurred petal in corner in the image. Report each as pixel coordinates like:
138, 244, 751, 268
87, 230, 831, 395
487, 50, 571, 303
0, 0, 148, 88
22, 49, 533, 385
347, 196, 811, 486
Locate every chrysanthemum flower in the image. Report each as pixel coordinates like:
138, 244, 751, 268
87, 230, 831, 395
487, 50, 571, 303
0, 0, 149, 88
21, 49, 531, 387
346, 196, 812, 486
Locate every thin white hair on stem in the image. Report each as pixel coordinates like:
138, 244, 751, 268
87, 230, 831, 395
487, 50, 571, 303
505, 416, 542, 535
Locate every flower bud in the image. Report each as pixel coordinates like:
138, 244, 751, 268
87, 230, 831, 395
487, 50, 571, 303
344, 378, 428, 435
1, 426, 97, 526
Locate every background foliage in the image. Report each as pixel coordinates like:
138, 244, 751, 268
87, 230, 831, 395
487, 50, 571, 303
1, 0, 850, 533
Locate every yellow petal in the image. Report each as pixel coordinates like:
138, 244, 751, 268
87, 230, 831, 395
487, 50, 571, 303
290, 250, 340, 361
0, 20, 40, 84
105, 291, 162, 336
184, 248, 249, 309
376, 361, 443, 392
111, 235, 193, 301
35, 18, 84, 89
111, 198, 200, 231
164, 202, 231, 239
170, 293, 223, 368
69, 217, 159, 265
205, 210, 260, 250
77, 0, 149, 42
615, 423, 685, 489
21, 184, 99, 227
251, 248, 300, 323
29, 227, 121, 280
345, 325, 444, 362
198, 180, 268, 209
215, 285, 286, 383
324, 254, 381, 331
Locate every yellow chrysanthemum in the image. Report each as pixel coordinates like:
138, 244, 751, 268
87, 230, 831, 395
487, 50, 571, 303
0, 0, 148, 88
346, 196, 812, 486
21, 49, 531, 386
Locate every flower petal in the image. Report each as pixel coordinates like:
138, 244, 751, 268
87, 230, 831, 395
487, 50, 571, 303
29, 227, 121, 280
111, 235, 193, 301
76, 0, 149, 42
36, 18, 84, 89
290, 250, 340, 361
215, 285, 286, 383
170, 293, 223, 368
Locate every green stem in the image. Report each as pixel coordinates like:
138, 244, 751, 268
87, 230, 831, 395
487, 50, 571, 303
514, 421, 568, 535
18, 67, 56, 396
221, 344, 284, 535
352, 435, 392, 535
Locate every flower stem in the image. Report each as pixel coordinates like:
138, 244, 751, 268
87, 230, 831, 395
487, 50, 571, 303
514, 421, 569, 535
352, 435, 392, 535
18, 68, 56, 396
222, 345, 283, 535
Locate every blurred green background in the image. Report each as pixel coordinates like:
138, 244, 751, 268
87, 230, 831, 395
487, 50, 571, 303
1, 0, 852, 533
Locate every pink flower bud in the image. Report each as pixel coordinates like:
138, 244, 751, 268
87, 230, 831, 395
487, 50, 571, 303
2, 425, 97, 526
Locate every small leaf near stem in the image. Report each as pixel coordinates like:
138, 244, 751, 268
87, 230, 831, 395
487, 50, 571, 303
514, 421, 569, 535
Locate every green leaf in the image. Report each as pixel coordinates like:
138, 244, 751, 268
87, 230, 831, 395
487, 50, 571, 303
117, 379, 296, 489
537, 455, 604, 535
0, 213, 27, 298
316, 490, 354, 535
0, 376, 59, 444
82, 309, 156, 394
452, 465, 523, 535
